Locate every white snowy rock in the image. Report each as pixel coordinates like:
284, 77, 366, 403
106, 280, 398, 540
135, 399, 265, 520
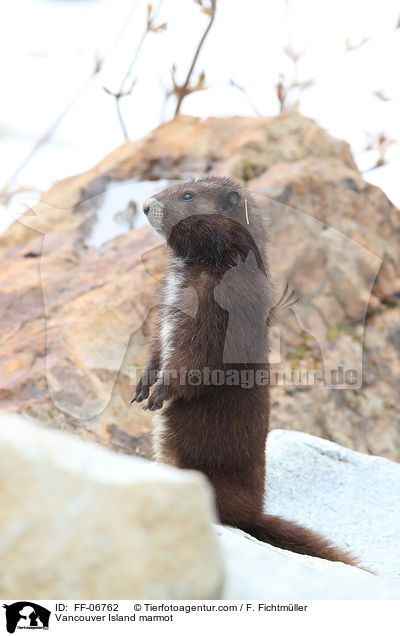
265, 429, 400, 579
217, 429, 400, 599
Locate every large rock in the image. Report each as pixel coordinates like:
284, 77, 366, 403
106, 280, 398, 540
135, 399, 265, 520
250, 158, 400, 305
218, 527, 400, 600
91, 111, 355, 184
2, 411, 399, 601
0, 113, 355, 250
264, 429, 400, 580
0, 411, 223, 599
249, 159, 400, 459
0, 225, 166, 454
0, 112, 399, 460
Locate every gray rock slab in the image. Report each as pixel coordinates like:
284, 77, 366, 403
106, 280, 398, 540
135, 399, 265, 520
264, 429, 400, 580
217, 525, 400, 599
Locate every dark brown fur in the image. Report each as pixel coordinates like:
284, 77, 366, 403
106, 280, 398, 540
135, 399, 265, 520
131, 176, 358, 566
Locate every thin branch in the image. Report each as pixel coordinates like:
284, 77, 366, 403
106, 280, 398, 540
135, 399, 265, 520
0, 185, 41, 208
104, 78, 137, 140
171, 0, 217, 117
121, 3, 166, 92
363, 131, 397, 172
229, 79, 260, 116
276, 2, 313, 112
177, 1, 216, 102
103, 0, 167, 140
345, 36, 369, 51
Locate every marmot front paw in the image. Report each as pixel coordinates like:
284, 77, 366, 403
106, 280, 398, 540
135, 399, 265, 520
130, 377, 150, 404
143, 381, 171, 411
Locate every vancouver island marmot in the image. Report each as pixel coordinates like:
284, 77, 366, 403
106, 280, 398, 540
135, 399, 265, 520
131, 176, 358, 566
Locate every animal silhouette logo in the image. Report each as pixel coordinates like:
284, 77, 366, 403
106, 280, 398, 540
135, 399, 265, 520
2, 602, 50, 633
267, 282, 299, 326
214, 250, 271, 363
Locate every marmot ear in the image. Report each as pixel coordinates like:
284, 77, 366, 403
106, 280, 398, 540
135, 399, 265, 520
223, 190, 240, 211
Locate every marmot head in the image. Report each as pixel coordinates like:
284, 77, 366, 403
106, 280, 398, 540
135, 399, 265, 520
142, 176, 267, 270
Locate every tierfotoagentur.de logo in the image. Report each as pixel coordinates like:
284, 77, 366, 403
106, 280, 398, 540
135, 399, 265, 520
2, 603, 51, 633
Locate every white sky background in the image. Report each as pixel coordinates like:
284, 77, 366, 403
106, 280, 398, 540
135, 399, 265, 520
0, 0, 399, 218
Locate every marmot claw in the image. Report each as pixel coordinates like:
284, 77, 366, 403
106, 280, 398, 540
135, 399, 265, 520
129, 382, 150, 404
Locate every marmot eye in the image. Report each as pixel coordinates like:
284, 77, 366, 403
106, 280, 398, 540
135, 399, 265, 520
182, 192, 194, 201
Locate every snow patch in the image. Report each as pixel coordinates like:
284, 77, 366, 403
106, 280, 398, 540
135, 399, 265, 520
86, 179, 169, 247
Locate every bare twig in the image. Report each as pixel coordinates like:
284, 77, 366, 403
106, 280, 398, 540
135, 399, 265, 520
345, 36, 369, 51
276, 1, 313, 112
0, 185, 41, 208
103, 1, 167, 140
276, 71, 314, 113
363, 131, 397, 172
276, 73, 288, 113
373, 89, 391, 102
229, 79, 260, 116
168, 0, 217, 117
103, 78, 138, 140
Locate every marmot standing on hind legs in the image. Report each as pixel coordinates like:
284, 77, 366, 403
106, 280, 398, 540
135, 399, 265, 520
131, 176, 359, 567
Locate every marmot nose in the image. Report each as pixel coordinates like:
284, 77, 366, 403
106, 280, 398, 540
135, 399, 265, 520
143, 203, 150, 215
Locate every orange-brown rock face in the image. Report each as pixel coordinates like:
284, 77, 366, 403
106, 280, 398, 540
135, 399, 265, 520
0, 112, 399, 460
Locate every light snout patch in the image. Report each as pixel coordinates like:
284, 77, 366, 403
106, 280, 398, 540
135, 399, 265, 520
143, 197, 165, 236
